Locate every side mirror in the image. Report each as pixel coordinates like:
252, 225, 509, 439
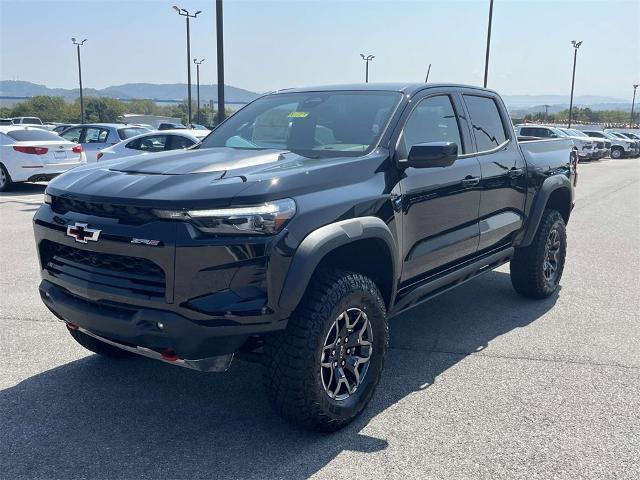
549, 133, 559, 138
405, 142, 458, 168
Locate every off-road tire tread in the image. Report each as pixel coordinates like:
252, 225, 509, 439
264, 268, 387, 432
511, 209, 566, 299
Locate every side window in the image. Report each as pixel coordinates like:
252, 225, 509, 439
125, 138, 141, 150
520, 127, 535, 136
137, 135, 168, 152
463, 95, 508, 152
401, 95, 463, 157
61, 127, 83, 143
85, 127, 109, 143
167, 135, 195, 150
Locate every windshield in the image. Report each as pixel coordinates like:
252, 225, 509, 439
200, 91, 402, 158
569, 129, 588, 137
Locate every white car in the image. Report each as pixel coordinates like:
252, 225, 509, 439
0, 126, 86, 191
96, 129, 208, 161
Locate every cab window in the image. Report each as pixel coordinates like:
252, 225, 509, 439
463, 95, 508, 151
400, 95, 464, 157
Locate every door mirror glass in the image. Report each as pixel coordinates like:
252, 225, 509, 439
407, 142, 458, 168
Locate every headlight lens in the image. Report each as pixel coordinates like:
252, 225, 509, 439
154, 198, 296, 235
43, 193, 52, 205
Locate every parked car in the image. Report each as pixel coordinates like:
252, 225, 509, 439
580, 130, 636, 159
560, 128, 609, 159
10, 116, 50, 130
514, 124, 594, 161
35, 83, 575, 431
605, 130, 640, 157
0, 118, 13, 126
0, 126, 85, 191
158, 122, 187, 130
96, 129, 208, 161
59, 123, 151, 162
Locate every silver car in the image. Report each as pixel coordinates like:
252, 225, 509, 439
59, 123, 151, 162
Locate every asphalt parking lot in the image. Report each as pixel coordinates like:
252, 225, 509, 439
0, 158, 638, 480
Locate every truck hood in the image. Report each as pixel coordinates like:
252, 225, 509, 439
46, 146, 387, 209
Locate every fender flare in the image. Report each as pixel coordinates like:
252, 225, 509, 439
519, 174, 572, 247
278, 216, 398, 311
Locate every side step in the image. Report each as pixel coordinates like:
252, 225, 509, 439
390, 247, 514, 317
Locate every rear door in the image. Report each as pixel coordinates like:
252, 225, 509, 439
394, 89, 482, 283
82, 126, 111, 162
461, 93, 527, 251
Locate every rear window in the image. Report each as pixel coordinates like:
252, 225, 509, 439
118, 127, 150, 140
6, 129, 62, 141
23, 117, 43, 125
463, 95, 508, 152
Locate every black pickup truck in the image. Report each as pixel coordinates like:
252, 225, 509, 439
34, 84, 576, 431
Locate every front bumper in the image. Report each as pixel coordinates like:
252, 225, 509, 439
33, 203, 294, 360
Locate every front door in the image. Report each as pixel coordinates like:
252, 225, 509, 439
395, 92, 482, 284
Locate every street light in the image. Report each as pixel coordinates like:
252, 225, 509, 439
71, 38, 87, 123
193, 58, 205, 123
173, 6, 201, 126
630, 84, 639, 128
360, 54, 374, 83
483, 0, 494, 88
215, 0, 225, 126
567, 40, 583, 129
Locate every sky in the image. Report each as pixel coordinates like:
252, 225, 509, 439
0, 0, 639, 99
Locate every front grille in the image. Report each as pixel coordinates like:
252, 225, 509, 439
51, 197, 156, 225
40, 240, 166, 299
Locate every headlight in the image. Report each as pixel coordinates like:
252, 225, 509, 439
154, 198, 296, 235
44, 193, 52, 205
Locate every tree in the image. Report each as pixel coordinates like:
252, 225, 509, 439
8, 95, 67, 122
83, 97, 124, 123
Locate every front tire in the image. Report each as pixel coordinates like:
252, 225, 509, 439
68, 327, 135, 359
510, 209, 567, 299
0, 164, 13, 192
610, 147, 623, 159
264, 269, 388, 432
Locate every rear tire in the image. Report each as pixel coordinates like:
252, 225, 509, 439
264, 269, 388, 432
0, 164, 13, 192
511, 209, 566, 299
68, 328, 135, 359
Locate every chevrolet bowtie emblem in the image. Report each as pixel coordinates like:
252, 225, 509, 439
66, 222, 101, 243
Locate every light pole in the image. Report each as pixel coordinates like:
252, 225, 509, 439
425, 63, 432, 83
483, 0, 494, 88
71, 38, 87, 123
216, 0, 225, 126
173, 6, 201, 126
544, 104, 550, 122
630, 84, 639, 127
360, 54, 374, 83
567, 40, 583, 128
193, 58, 205, 123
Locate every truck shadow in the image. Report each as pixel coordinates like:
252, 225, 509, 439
0, 270, 558, 479
0, 182, 46, 196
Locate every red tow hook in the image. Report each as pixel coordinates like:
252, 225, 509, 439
66, 323, 79, 330
160, 348, 179, 362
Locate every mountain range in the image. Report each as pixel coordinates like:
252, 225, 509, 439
0, 81, 632, 112
0, 80, 260, 103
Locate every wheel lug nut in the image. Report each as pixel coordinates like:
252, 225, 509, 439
331, 350, 335, 355
333, 362, 338, 367
341, 360, 345, 366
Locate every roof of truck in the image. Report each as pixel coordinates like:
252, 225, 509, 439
272, 83, 493, 96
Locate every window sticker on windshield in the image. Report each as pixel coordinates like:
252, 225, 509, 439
288, 111, 310, 118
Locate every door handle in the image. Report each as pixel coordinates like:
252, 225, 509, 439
508, 167, 525, 178
461, 175, 480, 187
